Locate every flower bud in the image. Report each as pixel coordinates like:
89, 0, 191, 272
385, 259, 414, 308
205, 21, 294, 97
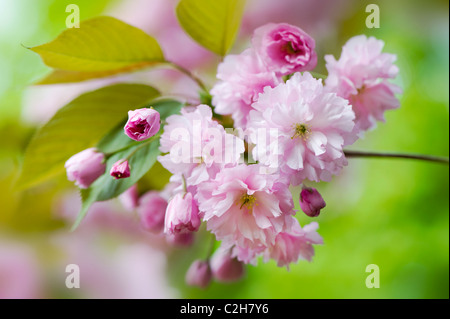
210, 249, 245, 283
164, 192, 201, 235
166, 233, 195, 247
299, 187, 326, 217
65, 148, 106, 189
110, 160, 130, 179
137, 191, 167, 234
124, 108, 160, 141
185, 260, 212, 289
118, 184, 139, 211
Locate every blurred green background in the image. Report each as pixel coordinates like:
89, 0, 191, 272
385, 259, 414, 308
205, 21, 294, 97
0, 0, 448, 299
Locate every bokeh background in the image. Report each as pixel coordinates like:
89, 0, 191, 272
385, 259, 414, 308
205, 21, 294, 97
0, 0, 448, 299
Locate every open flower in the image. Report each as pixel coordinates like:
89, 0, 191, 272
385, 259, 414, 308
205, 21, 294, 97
210, 49, 280, 129
197, 164, 294, 257
158, 105, 245, 186
264, 217, 323, 268
65, 148, 106, 189
325, 35, 402, 133
124, 108, 160, 141
249, 72, 356, 185
252, 23, 317, 76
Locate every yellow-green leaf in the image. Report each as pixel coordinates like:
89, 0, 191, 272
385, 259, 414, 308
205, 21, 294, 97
176, 0, 246, 56
16, 84, 160, 190
35, 67, 148, 85
30, 16, 164, 73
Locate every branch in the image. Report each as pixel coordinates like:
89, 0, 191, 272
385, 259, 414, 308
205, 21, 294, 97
344, 150, 449, 165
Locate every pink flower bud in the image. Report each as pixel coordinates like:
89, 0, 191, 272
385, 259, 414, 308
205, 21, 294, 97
65, 148, 106, 189
252, 23, 317, 76
164, 192, 201, 235
124, 108, 160, 141
299, 187, 326, 217
185, 260, 212, 289
110, 160, 130, 179
118, 184, 139, 211
137, 191, 167, 234
166, 233, 195, 247
210, 249, 245, 283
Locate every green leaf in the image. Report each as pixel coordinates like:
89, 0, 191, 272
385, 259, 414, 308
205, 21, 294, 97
73, 99, 183, 230
17, 84, 160, 190
76, 136, 161, 230
35, 68, 148, 85
176, 0, 246, 56
30, 16, 165, 82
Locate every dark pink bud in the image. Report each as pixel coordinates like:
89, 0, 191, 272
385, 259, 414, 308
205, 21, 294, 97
210, 249, 245, 283
110, 160, 130, 179
124, 108, 160, 141
65, 148, 106, 189
118, 184, 139, 211
137, 191, 167, 234
299, 187, 326, 217
185, 260, 212, 289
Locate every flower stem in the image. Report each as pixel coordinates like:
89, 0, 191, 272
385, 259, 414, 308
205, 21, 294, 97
124, 134, 160, 161
205, 234, 216, 261
181, 174, 187, 193
344, 150, 449, 165
104, 134, 160, 160
165, 62, 208, 93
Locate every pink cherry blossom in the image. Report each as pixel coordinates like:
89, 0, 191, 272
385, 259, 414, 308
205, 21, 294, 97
124, 108, 160, 141
185, 260, 212, 289
210, 49, 281, 129
164, 192, 201, 235
252, 23, 317, 76
249, 72, 356, 184
196, 164, 294, 256
264, 217, 323, 268
110, 160, 130, 179
158, 105, 245, 187
299, 187, 326, 217
65, 148, 106, 189
325, 35, 402, 133
137, 191, 168, 234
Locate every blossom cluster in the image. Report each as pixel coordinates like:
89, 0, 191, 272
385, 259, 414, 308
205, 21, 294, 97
64, 23, 401, 287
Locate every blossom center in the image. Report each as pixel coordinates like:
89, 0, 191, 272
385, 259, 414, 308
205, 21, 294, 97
284, 42, 298, 55
133, 121, 147, 134
291, 123, 311, 140
239, 194, 256, 211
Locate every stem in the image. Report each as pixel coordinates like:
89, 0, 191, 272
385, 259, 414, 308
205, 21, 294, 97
104, 141, 141, 158
165, 62, 208, 93
344, 150, 449, 165
205, 234, 216, 261
124, 134, 160, 161
181, 174, 187, 193
104, 134, 160, 160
